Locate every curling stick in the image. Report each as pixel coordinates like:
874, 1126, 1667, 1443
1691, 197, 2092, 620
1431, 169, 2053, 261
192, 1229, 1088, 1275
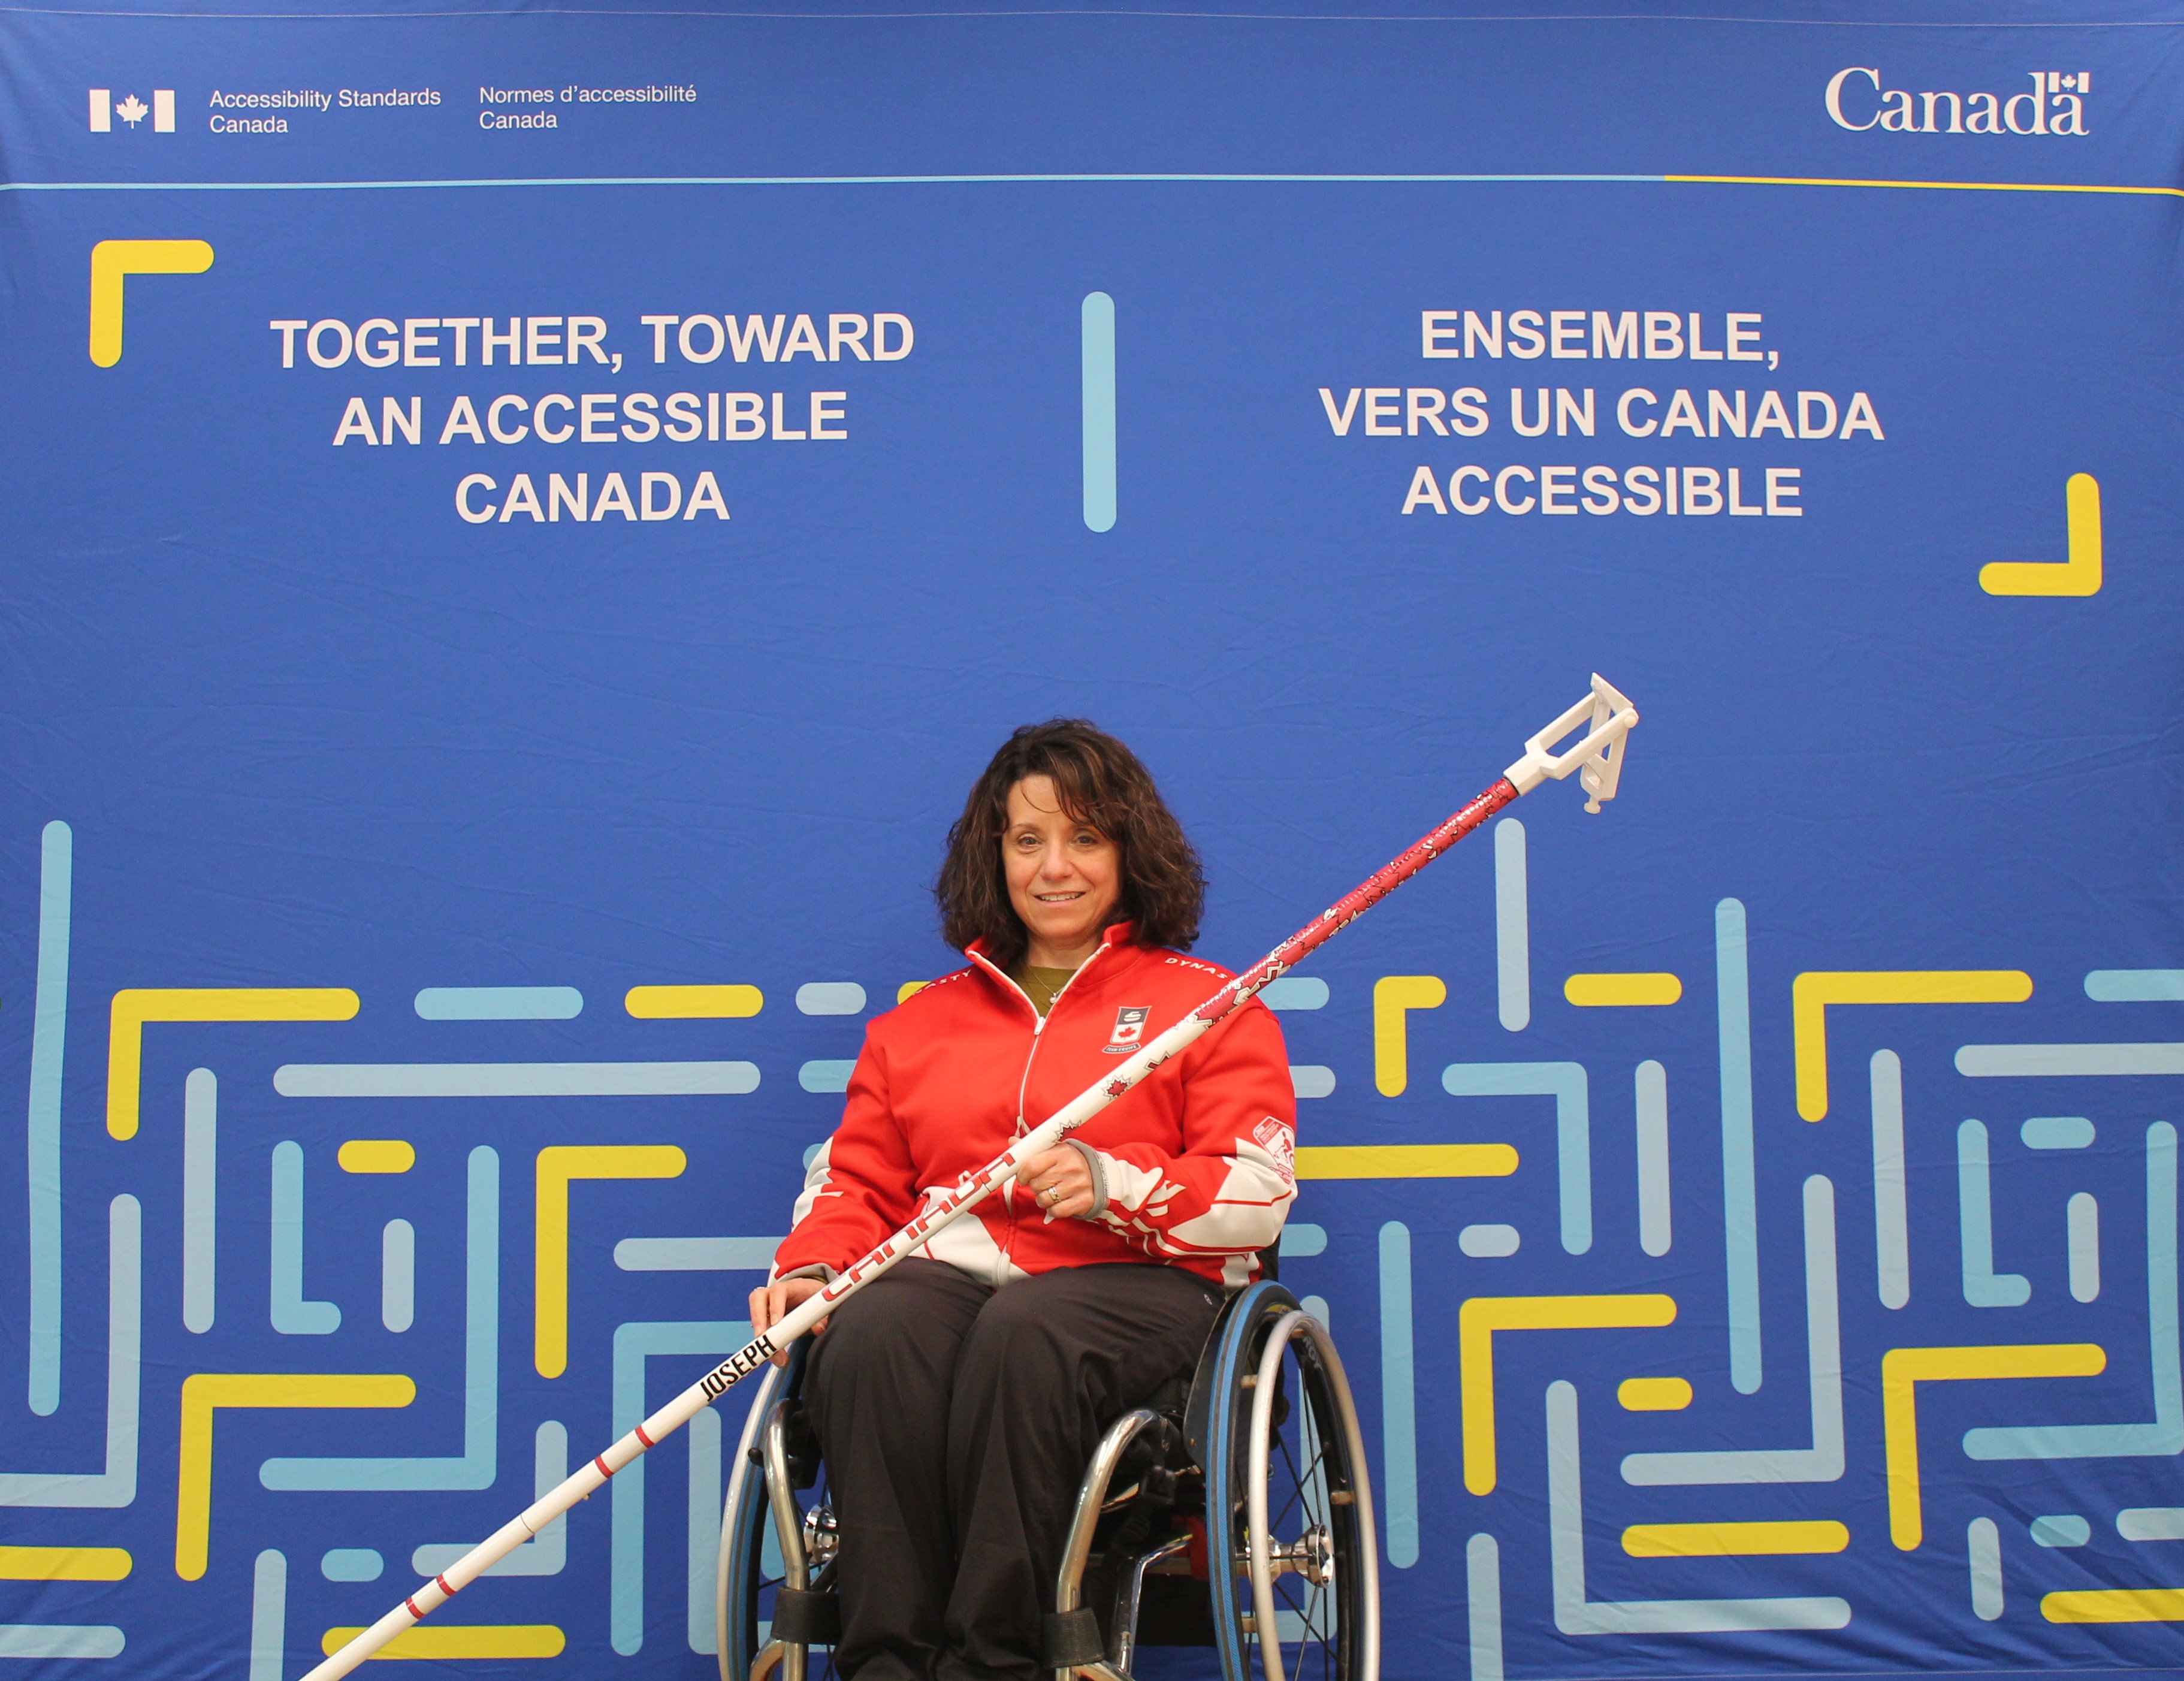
303, 673, 1636, 1681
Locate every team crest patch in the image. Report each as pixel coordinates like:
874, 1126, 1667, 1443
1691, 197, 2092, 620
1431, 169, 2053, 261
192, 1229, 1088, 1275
1102, 1006, 1150, 1053
1253, 1115, 1296, 1180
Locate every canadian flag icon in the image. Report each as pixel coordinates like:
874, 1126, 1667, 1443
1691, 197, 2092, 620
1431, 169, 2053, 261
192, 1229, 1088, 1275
90, 89, 175, 132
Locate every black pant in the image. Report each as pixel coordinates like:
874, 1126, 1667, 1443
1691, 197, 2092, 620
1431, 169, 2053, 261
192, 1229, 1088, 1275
802, 1258, 1224, 1681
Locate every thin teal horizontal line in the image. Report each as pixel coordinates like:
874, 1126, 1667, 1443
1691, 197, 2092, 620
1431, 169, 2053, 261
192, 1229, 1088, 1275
0, 171, 1665, 192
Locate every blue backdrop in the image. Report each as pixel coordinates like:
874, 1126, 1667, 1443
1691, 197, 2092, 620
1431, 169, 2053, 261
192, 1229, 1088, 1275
4, 4, 2184, 1679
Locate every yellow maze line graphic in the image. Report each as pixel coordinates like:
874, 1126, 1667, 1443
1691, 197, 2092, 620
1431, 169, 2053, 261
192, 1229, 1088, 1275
1981, 473, 2103, 598
1791, 970, 2031, 1120
2043, 1588, 2184, 1623
534, 1145, 687, 1378
1881, 1343, 2106, 1550
1460, 1293, 1676, 1494
0, 1546, 131, 1580
624, 984, 763, 1017
337, 1140, 415, 1173
1293, 1144, 1517, 1179
86, 239, 214, 367
1372, 975, 1445, 1095
175, 1374, 414, 1580
320, 1625, 566, 1658
108, 987, 359, 1139
1564, 973, 1682, 1007
1621, 1521, 1848, 1557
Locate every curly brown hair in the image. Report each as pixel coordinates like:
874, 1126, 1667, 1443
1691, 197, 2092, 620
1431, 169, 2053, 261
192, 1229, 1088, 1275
935, 720, 1206, 968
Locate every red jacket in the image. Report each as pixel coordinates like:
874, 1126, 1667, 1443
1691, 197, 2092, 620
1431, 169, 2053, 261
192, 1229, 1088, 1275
772, 924, 1297, 1290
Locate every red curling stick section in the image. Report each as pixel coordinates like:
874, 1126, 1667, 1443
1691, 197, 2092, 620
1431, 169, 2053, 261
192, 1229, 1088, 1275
435, 1576, 454, 1597
593, 1454, 614, 1479
634, 1424, 655, 1448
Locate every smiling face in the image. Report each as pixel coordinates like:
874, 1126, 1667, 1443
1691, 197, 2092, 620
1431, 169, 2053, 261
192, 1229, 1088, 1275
1002, 774, 1123, 970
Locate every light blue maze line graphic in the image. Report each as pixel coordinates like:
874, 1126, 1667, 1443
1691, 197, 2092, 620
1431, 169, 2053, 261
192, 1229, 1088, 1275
1623, 1178, 1842, 1486
0, 1194, 140, 1507
1715, 899, 1762, 1395
1466, 1532, 1504, 1681
270, 1141, 341, 1334
259, 1147, 499, 1490
414, 1422, 569, 1577
183, 1069, 217, 1333
1871, 1051, 1910, 1310
1495, 819, 1529, 1032
1549, 1380, 1851, 1633
1635, 1059, 1669, 1258
1380, 1221, 1417, 1570
26, 820, 70, 1415
1962, 1122, 2180, 1461
611, 1320, 748, 1655
247, 1550, 285, 1681
273, 1061, 759, 1097
383, 1219, 415, 1332
1080, 290, 1115, 533
1439, 1062, 1590, 1253
1957, 1121, 2032, 1308
414, 986, 584, 1019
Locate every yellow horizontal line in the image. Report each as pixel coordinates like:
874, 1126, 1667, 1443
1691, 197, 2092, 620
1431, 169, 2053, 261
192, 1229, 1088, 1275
1623, 1520, 1849, 1558
1293, 1143, 1517, 1179
2043, 1589, 2184, 1623
337, 1139, 415, 1174
0, 1546, 132, 1582
1566, 973, 1682, 1007
624, 983, 762, 1019
1617, 1376, 1692, 1411
321, 1626, 566, 1659
1671, 173, 2184, 199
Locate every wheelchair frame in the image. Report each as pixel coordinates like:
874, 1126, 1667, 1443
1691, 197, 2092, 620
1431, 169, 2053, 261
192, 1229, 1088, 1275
715, 1280, 1379, 1681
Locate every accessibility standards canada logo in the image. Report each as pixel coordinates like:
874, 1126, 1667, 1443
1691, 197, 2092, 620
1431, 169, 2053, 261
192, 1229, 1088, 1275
89, 89, 176, 132
1826, 67, 2089, 135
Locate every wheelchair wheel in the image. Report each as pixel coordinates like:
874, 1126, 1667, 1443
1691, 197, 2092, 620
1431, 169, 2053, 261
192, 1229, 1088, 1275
717, 1343, 838, 1681
1200, 1284, 1379, 1681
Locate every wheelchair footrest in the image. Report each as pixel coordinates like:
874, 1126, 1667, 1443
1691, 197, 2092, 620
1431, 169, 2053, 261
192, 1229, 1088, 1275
772, 1586, 841, 1646
1041, 1605, 1107, 1669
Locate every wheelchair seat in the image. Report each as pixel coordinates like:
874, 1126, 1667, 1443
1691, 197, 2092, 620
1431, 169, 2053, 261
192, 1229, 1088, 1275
715, 1268, 1379, 1681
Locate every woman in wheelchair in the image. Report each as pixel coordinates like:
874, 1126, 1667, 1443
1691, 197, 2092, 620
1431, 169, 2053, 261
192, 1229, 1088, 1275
748, 721, 1299, 1680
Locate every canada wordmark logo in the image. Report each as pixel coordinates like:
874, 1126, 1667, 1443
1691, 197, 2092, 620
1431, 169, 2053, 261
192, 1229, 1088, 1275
90, 89, 175, 132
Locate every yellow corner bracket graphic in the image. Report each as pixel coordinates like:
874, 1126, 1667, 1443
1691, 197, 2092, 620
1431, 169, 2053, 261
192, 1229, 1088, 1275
1980, 473, 2103, 597
176, 1373, 415, 1580
88, 239, 215, 367
1459, 1293, 1676, 1494
1881, 1342, 2105, 1550
534, 1144, 687, 1377
109, 988, 360, 1140
1373, 975, 1446, 1096
1790, 970, 2031, 1121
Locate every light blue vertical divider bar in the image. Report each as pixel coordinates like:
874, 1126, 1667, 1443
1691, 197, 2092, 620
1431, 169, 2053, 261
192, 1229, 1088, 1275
1967, 1517, 2004, 1620
1958, 1120, 2031, 1306
27, 820, 71, 1415
382, 1220, 415, 1332
183, 1069, 218, 1333
270, 1142, 340, 1334
1081, 291, 1116, 532
1494, 820, 1529, 1031
2068, 1193, 2101, 1302
0, 1196, 141, 1507
612, 1321, 747, 1653
1870, 1051, 1910, 1309
249, 1549, 286, 1681
687, 1407, 723, 1653
1635, 1060, 1670, 1256
1716, 899, 1762, 1393
1466, 1534, 1503, 1681
261, 1147, 499, 1489
1965, 1122, 2180, 1459
1378, 1222, 1417, 1567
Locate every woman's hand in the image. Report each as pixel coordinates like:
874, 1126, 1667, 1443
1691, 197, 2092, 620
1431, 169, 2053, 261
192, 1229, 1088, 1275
1014, 1146, 1096, 1221
747, 1275, 830, 1366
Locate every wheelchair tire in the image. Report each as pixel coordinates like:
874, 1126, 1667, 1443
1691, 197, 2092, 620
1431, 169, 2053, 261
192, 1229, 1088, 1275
717, 1354, 788, 1681
1201, 1284, 1379, 1681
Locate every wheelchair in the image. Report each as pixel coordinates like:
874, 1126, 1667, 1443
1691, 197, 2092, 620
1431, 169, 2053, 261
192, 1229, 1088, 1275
714, 1272, 1379, 1681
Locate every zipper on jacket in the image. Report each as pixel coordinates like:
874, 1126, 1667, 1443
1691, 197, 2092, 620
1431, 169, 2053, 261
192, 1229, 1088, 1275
968, 938, 1117, 1284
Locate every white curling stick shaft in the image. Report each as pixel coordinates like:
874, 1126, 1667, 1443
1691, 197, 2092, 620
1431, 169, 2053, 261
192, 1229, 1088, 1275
301, 676, 1636, 1681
